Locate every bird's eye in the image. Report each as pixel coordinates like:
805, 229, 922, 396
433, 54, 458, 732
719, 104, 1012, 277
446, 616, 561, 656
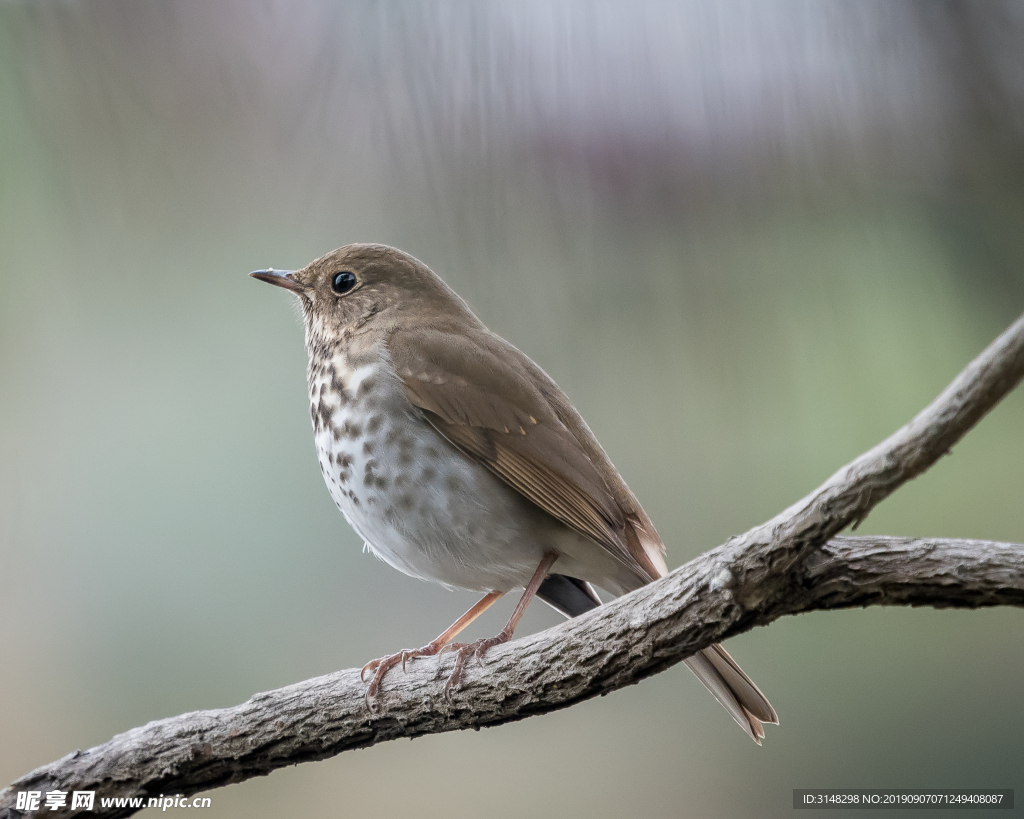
331, 271, 357, 295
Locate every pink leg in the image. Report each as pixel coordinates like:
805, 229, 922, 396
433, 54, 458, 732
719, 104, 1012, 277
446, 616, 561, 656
440, 552, 559, 694
361, 590, 503, 706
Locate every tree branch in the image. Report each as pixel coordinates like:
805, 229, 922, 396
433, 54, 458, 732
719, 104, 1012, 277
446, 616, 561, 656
4, 313, 1024, 818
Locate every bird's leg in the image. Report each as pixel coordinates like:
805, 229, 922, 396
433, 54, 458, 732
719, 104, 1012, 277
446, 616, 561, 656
361, 590, 503, 706
440, 552, 558, 695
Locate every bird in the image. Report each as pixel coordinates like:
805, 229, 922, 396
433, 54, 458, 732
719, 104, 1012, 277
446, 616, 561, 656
251, 243, 778, 743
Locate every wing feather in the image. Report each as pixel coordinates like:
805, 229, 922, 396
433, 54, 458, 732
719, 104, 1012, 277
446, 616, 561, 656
390, 328, 666, 582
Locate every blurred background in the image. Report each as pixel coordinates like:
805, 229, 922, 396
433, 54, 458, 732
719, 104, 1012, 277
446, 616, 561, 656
2, 1, 1023, 816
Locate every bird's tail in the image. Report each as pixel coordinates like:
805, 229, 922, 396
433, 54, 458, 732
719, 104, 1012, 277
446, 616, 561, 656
683, 643, 778, 744
537, 573, 778, 744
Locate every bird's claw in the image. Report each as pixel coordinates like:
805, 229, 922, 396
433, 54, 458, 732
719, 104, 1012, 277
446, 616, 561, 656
360, 645, 441, 709
437, 634, 509, 698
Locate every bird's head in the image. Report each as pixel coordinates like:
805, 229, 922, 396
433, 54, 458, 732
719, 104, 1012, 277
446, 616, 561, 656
251, 243, 477, 352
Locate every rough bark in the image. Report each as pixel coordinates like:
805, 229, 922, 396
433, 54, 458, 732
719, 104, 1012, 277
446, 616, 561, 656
3, 312, 1024, 818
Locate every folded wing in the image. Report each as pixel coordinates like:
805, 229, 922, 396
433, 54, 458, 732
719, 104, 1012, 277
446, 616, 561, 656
388, 326, 666, 583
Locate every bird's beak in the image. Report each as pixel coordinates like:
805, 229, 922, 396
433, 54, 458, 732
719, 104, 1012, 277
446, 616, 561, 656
250, 269, 305, 294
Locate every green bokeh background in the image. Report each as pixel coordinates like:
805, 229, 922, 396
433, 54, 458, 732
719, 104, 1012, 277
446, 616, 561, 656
1, 2, 1023, 817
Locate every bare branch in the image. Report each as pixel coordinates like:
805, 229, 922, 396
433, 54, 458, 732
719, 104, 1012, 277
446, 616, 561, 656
3, 313, 1023, 818
3, 536, 1022, 818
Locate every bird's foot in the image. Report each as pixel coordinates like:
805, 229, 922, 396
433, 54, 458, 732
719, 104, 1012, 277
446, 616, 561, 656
361, 643, 444, 708
437, 632, 510, 696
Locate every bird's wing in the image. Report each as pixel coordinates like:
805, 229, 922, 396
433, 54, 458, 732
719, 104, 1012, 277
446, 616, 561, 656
388, 326, 666, 583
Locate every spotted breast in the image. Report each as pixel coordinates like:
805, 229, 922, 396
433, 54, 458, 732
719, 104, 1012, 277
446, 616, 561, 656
307, 340, 561, 592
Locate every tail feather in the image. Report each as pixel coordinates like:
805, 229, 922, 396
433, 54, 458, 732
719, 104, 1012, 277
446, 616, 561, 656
684, 645, 778, 745
702, 643, 778, 724
536, 571, 778, 744
537, 574, 602, 617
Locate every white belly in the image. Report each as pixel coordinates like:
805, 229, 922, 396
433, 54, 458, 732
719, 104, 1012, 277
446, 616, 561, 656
309, 352, 555, 591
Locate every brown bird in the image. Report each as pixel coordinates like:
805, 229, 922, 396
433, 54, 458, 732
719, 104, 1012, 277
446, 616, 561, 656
251, 243, 778, 743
